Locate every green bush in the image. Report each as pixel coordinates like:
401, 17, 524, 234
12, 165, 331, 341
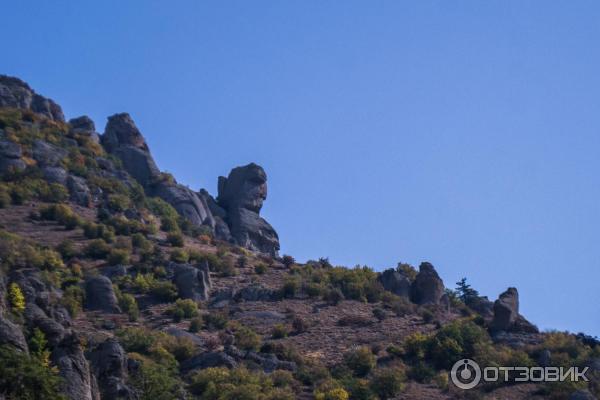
128, 353, 183, 400
170, 299, 199, 321
61, 285, 85, 317
0, 345, 66, 400
189, 317, 203, 333
272, 323, 289, 339
282, 278, 300, 298
118, 292, 139, 321
150, 281, 178, 302
108, 248, 130, 265
235, 326, 262, 351
39, 204, 81, 229
107, 193, 131, 212
370, 367, 406, 399
0, 185, 11, 207
170, 248, 189, 263
56, 239, 78, 259
254, 263, 267, 274
344, 347, 376, 377
84, 239, 110, 259
204, 312, 228, 330
117, 327, 157, 353
167, 232, 184, 247
324, 287, 345, 305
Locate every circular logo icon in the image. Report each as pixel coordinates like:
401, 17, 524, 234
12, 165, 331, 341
450, 359, 481, 390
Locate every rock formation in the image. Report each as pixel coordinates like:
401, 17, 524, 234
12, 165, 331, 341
217, 163, 280, 256
378, 268, 411, 298
85, 276, 121, 313
0, 75, 65, 122
410, 262, 445, 305
89, 339, 137, 400
490, 287, 538, 334
172, 262, 212, 301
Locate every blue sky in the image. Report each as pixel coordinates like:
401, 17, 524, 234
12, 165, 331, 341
2, 1, 599, 336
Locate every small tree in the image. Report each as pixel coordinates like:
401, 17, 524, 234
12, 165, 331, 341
8, 283, 25, 313
454, 277, 479, 303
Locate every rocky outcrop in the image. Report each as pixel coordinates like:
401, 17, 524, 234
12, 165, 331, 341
85, 276, 121, 313
181, 351, 238, 372
32, 139, 67, 167
0, 133, 26, 174
172, 262, 211, 301
0, 75, 65, 122
0, 316, 28, 352
89, 339, 137, 400
217, 163, 280, 256
379, 268, 411, 298
151, 181, 214, 228
490, 287, 538, 333
410, 262, 445, 305
52, 333, 99, 400
69, 116, 100, 143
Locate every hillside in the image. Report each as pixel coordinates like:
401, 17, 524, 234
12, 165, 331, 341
0, 75, 597, 400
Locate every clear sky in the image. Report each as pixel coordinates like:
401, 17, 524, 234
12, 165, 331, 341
2, 1, 599, 336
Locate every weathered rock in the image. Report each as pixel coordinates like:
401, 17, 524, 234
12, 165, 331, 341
85, 276, 121, 313
245, 351, 297, 373
172, 262, 211, 301
181, 351, 237, 372
0, 135, 26, 174
32, 139, 67, 167
69, 115, 100, 143
90, 339, 137, 400
538, 349, 552, 367
152, 181, 214, 228
379, 268, 411, 298
217, 163, 280, 256
236, 284, 279, 302
67, 175, 91, 206
570, 390, 597, 400
42, 166, 69, 185
24, 303, 67, 347
0, 75, 65, 121
163, 327, 204, 347
0, 316, 28, 352
491, 287, 519, 332
52, 333, 99, 400
101, 265, 128, 279
410, 262, 444, 305
465, 295, 495, 319
102, 113, 160, 186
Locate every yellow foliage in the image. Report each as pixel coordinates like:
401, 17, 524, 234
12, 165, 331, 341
8, 283, 25, 312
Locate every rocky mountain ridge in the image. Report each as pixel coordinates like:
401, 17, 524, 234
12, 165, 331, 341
0, 75, 597, 400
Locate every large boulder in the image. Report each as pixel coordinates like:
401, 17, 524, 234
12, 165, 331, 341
0, 316, 28, 352
32, 139, 67, 167
0, 75, 65, 122
491, 287, 519, 332
102, 113, 160, 186
151, 182, 215, 228
67, 175, 91, 206
0, 134, 26, 174
172, 262, 211, 301
85, 276, 121, 313
217, 163, 279, 256
69, 115, 100, 144
180, 351, 237, 372
52, 333, 99, 400
89, 339, 137, 400
379, 268, 411, 298
410, 262, 445, 305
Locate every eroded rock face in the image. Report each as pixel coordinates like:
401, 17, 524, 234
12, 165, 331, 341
0, 133, 26, 174
217, 163, 280, 256
32, 139, 67, 167
85, 276, 121, 313
0, 75, 65, 122
172, 262, 211, 301
0, 316, 28, 352
410, 262, 445, 305
69, 116, 100, 143
491, 287, 519, 332
379, 268, 411, 298
90, 339, 137, 400
52, 334, 99, 400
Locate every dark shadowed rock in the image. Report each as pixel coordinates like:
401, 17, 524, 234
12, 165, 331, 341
0, 75, 65, 121
491, 287, 519, 332
410, 262, 444, 305
85, 276, 121, 313
570, 390, 597, 400
217, 163, 280, 256
0, 316, 28, 352
32, 140, 67, 167
52, 333, 98, 400
379, 268, 411, 298
181, 351, 238, 372
90, 339, 137, 400
0, 135, 26, 173
173, 262, 211, 301
102, 113, 160, 186
152, 182, 214, 228
163, 327, 204, 347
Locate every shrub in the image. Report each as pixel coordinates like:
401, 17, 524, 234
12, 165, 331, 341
373, 308, 386, 321
107, 248, 130, 266
62, 285, 84, 317
370, 367, 406, 399
292, 316, 308, 334
0, 185, 11, 208
189, 317, 203, 333
337, 315, 372, 327
170, 299, 199, 320
41, 183, 69, 203
84, 239, 110, 259
170, 248, 189, 263
39, 204, 80, 229
117, 327, 157, 353
254, 263, 267, 274
131, 233, 153, 252
107, 194, 131, 212
281, 254, 295, 268
316, 388, 349, 400
166, 232, 184, 247
344, 347, 376, 377
8, 283, 25, 313
282, 278, 299, 298
128, 353, 183, 400
204, 312, 228, 330
162, 336, 197, 362
272, 324, 289, 339
235, 326, 262, 351
56, 239, 78, 259
324, 287, 344, 305
118, 293, 139, 321
0, 345, 66, 400
160, 217, 179, 233
150, 281, 178, 302
407, 362, 436, 383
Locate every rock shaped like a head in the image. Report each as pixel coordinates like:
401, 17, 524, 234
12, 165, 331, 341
217, 163, 268, 213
